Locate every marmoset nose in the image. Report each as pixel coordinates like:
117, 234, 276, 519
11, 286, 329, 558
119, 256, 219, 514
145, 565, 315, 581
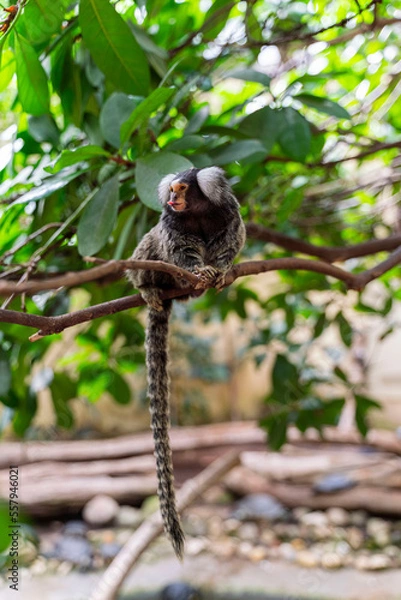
172, 193, 178, 200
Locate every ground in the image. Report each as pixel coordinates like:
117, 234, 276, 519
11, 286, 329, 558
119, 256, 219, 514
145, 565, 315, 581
1, 554, 401, 600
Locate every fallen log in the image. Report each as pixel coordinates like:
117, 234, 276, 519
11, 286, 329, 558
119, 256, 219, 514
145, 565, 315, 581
0, 454, 156, 485
0, 474, 157, 517
0, 421, 265, 468
1, 422, 400, 469
226, 466, 401, 516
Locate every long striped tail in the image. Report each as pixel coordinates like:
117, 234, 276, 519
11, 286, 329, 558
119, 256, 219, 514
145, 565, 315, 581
146, 300, 185, 559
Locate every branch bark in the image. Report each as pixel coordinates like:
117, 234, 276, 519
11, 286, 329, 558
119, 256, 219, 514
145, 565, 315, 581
1, 242, 401, 338
245, 223, 401, 262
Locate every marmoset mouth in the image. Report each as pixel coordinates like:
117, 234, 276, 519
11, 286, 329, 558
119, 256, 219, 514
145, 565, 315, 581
167, 201, 186, 211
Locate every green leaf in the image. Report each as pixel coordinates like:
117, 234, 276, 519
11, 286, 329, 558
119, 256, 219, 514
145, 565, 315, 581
277, 108, 311, 162
15, 34, 49, 115
0, 49, 15, 93
211, 140, 267, 165
79, 0, 150, 96
8, 169, 87, 207
53, 145, 111, 173
313, 313, 327, 338
77, 175, 119, 256
100, 93, 143, 148
271, 354, 303, 404
336, 312, 353, 347
225, 68, 271, 87
136, 152, 193, 211
50, 373, 75, 429
334, 366, 348, 382
185, 106, 209, 134
108, 371, 131, 405
29, 115, 60, 147
22, 0, 64, 44
0, 351, 11, 397
203, 0, 234, 40
168, 135, 205, 152
354, 394, 381, 437
239, 107, 279, 153
120, 87, 175, 147
260, 413, 288, 451
13, 391, 37, 436
295, 94, 350, 120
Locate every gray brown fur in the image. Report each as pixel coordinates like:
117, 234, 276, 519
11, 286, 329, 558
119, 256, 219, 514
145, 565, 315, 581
127, 166, 245, 559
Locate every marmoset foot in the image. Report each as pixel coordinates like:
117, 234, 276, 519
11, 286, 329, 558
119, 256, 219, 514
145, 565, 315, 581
141, 288, 164, 312
192, 265, 220, 289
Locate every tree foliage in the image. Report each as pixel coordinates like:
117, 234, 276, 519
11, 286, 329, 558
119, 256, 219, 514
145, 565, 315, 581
0, 0, 400, 444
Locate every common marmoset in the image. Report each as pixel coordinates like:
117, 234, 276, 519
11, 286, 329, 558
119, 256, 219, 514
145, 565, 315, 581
127, 166, 246, 558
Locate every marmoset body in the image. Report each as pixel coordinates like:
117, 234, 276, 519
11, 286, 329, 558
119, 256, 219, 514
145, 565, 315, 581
127, 166, 246, 558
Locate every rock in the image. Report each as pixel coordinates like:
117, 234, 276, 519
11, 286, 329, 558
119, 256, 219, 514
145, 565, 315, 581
313, 473, 356, 494
53, 535, 93, 568
63, 520, 88, 536
335, 541, 351, 556
296, 550, 319, 568
291, 538, 306, 551
19, 540, 38, 565
367, 518, 391, 547
99, 542, 122, 560
223, 518, 240, 534
347, 526, 364, 550
300, 511, 328, 528
232, 494, 287, 522
326, 507, 349, 527
321, 552, 343, 569
313, 525, 333, 540
161, 582, 201, 600
384, 545, 401, 560
186, 537, 208, 556
237, 541, 253, 558
212, 539, 236, 559
83, 495, 119, 527
350, 510, 367, 527
115, 505, 143, 528
260, 529, 277, 546
367, 517, 390, 535
30, 557, 47, 576
355, 554, 392, 571
279, 543, 297, 562
207, 515, 224, 538
237, 522, 259, 541
184, 514, 208, 537
249, 545, 268, 562
57, 561, 73, 576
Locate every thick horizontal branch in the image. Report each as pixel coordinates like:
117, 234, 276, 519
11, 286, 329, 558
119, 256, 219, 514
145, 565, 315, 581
0, 259, 199, 295
246, 223, 401, 262
0, 247, 400, 338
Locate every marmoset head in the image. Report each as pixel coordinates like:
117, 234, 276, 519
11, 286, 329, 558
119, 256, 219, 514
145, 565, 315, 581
158, 166, 231, 212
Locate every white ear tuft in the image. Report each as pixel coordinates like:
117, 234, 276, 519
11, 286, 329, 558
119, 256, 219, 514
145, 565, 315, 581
158, 173, 176, 205
196, 167, 226, 202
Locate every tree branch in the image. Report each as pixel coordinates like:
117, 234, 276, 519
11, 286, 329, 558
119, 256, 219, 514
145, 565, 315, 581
246, 223, 401, 262
1, 245, 401, 339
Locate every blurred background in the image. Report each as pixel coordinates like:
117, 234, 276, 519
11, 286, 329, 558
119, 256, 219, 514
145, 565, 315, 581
1, 0, 401, 598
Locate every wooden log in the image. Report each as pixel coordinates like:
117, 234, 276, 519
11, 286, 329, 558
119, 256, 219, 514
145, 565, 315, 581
226, 466, 401, 516
1, 423, 400, 470
0, 455, 156, 485
240, 450, 390, 481
0, 421, 266, 468
0, 474, 157, 517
